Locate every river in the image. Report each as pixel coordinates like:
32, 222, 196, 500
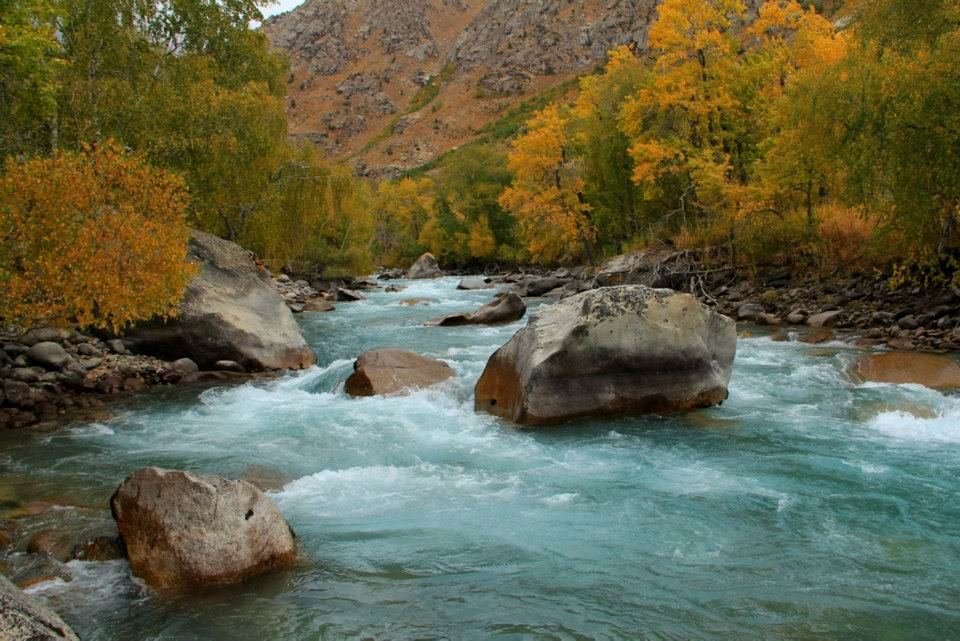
2, 277, 958, 640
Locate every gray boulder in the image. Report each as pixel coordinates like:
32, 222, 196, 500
407, 252, 442, 279
426, 293, 526, 327
25, 342, 70, 370
475, 286, 737, 426
111, 467, 297, 590
123, 231, 315, 371
807, 310, 842, 328
522, 277, 567, 297
0, 573, 80, 640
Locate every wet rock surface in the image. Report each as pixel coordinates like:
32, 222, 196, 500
345, 349, 454, 397
475, 286, 737, 426
111, 467, 297, 590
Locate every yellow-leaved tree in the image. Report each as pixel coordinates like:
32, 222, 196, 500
499, 105, 594, 263
0, 142, 195, 331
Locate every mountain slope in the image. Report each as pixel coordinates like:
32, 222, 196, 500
264, 0, 661, 176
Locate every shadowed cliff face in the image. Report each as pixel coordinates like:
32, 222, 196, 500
263, 0, 661, 176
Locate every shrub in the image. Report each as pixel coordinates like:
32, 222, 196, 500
0, 142, 195, 331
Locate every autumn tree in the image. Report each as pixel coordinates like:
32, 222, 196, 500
500, 105, 595, 263
372, 178, 435, 265
783, 0, 960, 258
570, 46, 649, 252
0, 142, 194, 330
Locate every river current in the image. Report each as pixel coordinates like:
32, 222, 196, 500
2, 277, 959, 640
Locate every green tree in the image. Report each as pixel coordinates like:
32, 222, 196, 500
0, 0, 64, 156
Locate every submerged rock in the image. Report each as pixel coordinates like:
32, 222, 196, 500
406, 252, 442, 279
0, 573, 80, 640
123, 231, 315, 372
426, 292, 526, 327
344, 349, 454, 397
457, 276, 494, 290
474, 286, 737, 426
111, 467, 297, 590
849, 352, 960, 391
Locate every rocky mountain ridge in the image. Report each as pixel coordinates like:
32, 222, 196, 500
263, 0, 661, 176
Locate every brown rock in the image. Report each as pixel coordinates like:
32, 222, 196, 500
800, 329, 835, 345
807, 310, 842, 328
72, 536, 124, 562
849, 353, 960, 390
303, 299, 335, 312
111, 467, 297, 590
426, 293, 526, 327
26, 531, 72, 561
344, 349, 454, 397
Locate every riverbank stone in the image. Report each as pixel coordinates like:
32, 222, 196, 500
122, 231, 315, 372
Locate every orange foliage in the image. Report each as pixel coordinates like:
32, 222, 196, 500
499, 105, 594, 263
0, 141, 195, 331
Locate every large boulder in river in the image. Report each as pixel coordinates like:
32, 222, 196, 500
124, 231, 315, 371
426, 292, 526, 327
475, 286, 737, 426
0, 573, 80, 640
849, 352, 960, 391
111, 467, 297, 590
407, 252, 442, 279
345, 349, 454, 396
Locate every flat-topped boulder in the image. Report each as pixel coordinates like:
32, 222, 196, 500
123, 231, 315, 371
0, 573, 80, 640
426, 292, 526, 327
849, 352, 960, 391
111, 467, 297, 590
475, 286, 737, 426
345, 349, 454, 396
407, 252, 442, 279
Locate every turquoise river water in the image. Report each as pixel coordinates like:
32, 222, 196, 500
1, 277, 959, 640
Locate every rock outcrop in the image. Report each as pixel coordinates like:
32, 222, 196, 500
849, 353, 960, 391
0, 573, 80, 640
407, 252, 443, 279
426, 292, 526, 326
475, 286, 737, 425
111, 467, 297, 590
263, 0, 665, 173
345, 349, 454, 396
124, 231, 315, 371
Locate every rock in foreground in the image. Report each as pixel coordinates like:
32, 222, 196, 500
407, 252, 442, 279
475, 286, 737, 426
124, 231, 315, 371
345, 349, 454, 396
0, 573, 80, 640
111, 467, 297, 590
849, 352, 960, 391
